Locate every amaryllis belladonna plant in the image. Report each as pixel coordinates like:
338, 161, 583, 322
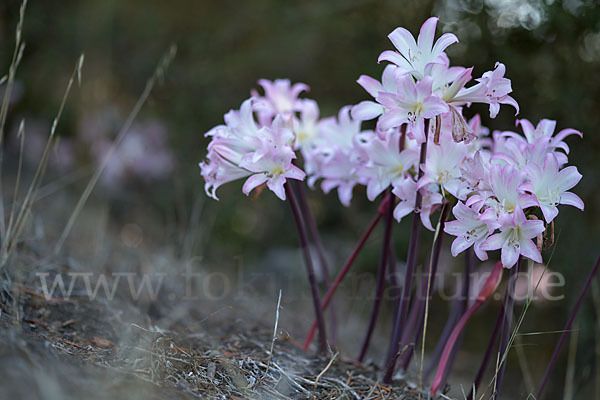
200, 16, 595, 398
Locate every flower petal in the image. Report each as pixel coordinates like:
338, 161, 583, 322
337, 184, 354, 207
242, 174, 268, 196
432, 32, 459, 57
555, 166, 582, 192
444, 220, 464, 236
422, 96, 450, 118
388, 27, 417, 55
559, 192, 585, 210
473, 241, 489, 261
418, 17, 438, 51
267, 175, 287, 200
351, 101, 384, 121
540, 204, 559, 224
394, 201, 413, 222
420, 211, 435, 231
519, 238, 543, 264
481, 232, 506, 251
286, 164, 307, 181
451, 236, 471, 257
378, 110, 408, 131
357, 75, 383, 98
378, 50, 411, 71
501, 239, 520, 268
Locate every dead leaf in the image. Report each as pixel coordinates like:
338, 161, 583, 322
61, 319, 78, 328
25, 319, 48, 329
91, 336, 115, 348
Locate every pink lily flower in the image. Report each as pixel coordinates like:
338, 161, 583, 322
200, 151, 252, 200
392, 177, 443, 231
378, 17, 459, 80
355, 130, 419, 201
305, 106, 367, 206
292, 99, 320, 151
520, 153, 584, 223
376, 75, 449, 143
451, 62, 519, 118
417, 133, 469, 199
478, 164, 537, 225
480, 206, 546, 268
444, 201, 497, 261
351, 65, 398, 123
252, 79, 309, 125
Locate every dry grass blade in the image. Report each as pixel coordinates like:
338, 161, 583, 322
33, 167, 91, 202
0, 0, 27, 240
5, 120, 25, 243
54, 44, 177, 254
514, 332, 535, 393
0, 0, 26, 142
260, 289, 282, 383
313, 351, 338, 392
0, 54, 84, 269
481, 239, 560, 400
513, 265, 536, 394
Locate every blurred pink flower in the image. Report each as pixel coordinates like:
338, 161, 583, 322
514, 264, 555, 303
252, 79, 309, 125
200, 99, 305, 201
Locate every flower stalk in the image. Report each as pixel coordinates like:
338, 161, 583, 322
430, 261, 504, 397
493, 256, 522, 398
303, 193, 390, 350
358, 187, 395, 362
435, 247, 475, 388
468, 304, 506, 399
382, 119, 430, 384
294, 180, 338, 344
399, 201, 450, 370
285, 183, 328, 353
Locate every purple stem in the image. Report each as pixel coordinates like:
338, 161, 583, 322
423, 249, 474, 379
424, 294, 463, 379
285, 183, 328, 353
493, 256, 522, 399
382, 119, 430, 384
388, 240, 400, 316
463, 248, 474, 313
438, 248, 475, 388
536, 254, 600, 399
357, 188, 395, 362
303, 194, 389, 350
400, 202, 450, 370
387, 125, 406, 317
294, 181, 338, 345
468, 304, 506, 399
429, 261, 504, 397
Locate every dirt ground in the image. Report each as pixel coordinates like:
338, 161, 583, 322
0, 252, 442, 400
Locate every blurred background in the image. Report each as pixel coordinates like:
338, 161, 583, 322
1, 0, 599, 398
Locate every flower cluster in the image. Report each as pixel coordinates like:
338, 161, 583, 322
445, 119, 583, 267
200, 85, 306, 201
200, 17, 584, 268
